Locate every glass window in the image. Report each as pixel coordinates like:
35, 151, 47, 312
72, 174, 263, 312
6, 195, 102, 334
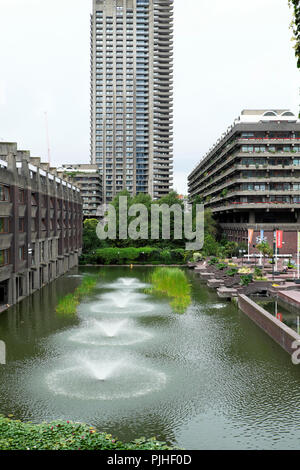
0, 218, 9, 233
0, 185, 10, 201
0, 249, 10, 266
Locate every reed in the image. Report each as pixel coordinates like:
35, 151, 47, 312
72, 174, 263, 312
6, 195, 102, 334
149, 267, 191, 314
56, 275, 98, 315
56, 294, 79, 315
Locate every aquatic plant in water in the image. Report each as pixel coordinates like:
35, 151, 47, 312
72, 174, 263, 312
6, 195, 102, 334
148, 268, 191, 314
56, 276, 98, 315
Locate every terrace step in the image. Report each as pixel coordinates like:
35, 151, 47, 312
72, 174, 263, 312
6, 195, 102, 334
207, 278, 225, 288
217, 287, 238, 299
194, 265, 208, 273
199, 272, 215, 280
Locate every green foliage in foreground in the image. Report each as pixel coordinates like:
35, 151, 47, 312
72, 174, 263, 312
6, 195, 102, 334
288, 0, 300, 70
80, 246, 189, 265
56, 276, 98, 315
0, 416, 175, 450
147, 267, 191, 314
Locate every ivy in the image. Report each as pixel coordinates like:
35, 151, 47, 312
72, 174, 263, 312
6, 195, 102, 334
288, 0, 300, 68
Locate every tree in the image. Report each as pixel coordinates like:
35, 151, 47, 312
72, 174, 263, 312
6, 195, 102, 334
256, 241, 273, 259
288, 0, 300, 117
289, 0, 300, 68
82, 219, 107, 254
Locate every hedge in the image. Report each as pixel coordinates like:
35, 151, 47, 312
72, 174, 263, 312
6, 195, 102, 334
79, 247, 190, 265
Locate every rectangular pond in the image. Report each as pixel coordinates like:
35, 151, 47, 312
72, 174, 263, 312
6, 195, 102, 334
1, 267, 300, 450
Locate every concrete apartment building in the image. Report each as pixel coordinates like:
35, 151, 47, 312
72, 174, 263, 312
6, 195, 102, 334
188, 109, 300, 256
0, 142, 82, 309
90, 0, 173, 202
59, 164, 102, 219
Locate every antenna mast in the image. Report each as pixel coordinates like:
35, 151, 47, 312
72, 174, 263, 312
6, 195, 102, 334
44, 111, 51, 167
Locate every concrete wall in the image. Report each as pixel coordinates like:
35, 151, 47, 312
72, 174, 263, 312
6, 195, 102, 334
238, 293, 300, 355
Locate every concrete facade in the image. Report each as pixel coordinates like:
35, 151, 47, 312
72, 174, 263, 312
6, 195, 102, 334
90, 0, 174, 202
188, 110, 300, 256
0, 143, 82, 309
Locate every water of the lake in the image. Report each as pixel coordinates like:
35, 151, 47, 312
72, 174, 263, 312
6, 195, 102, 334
0, 266, 300, 450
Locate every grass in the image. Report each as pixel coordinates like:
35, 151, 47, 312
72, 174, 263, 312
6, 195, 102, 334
55, 294, 79, 315
147, 267, 191, 314
56, 275, 98, 315
0, 416, 175, 450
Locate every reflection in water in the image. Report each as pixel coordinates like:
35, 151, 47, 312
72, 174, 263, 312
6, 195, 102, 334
1, 268, 300, 449
255, 296, 300, 334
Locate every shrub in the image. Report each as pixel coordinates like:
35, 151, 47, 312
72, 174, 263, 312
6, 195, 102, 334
193, 252, 202, 262
216, 263, 227, 270
80, 247, 186, 265
208, 257, 219, 265
238, 267, 252, 274
226, 268, 238, 277
240, 274, 253, 286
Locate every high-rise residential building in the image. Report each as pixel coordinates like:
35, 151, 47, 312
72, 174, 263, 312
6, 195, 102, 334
188, 110, 300, 256
58, 164, 103, 219
90, 0, 173, 203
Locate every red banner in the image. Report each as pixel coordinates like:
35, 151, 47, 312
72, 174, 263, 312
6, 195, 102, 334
276, 230, 283, 249
248, 229, 254, 245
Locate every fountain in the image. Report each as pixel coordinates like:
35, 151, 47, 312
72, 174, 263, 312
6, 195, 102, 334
81, 358, 124, 381
44, 272, 166, 400
88, 291, 154, 316
96, 319, 128, 337
46, 352, 167, 400
68, 318, 152, 346
120, 278, 135, 287
105, 277, 150, 290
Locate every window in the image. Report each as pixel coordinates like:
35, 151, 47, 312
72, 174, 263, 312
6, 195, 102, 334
19, 218, 25, 232
0, 249, 10, 266
31, 193, 38, 205
19, 246, 25, 261
241, 146, 254, 153
0, 218, 9, 233
0, 185, 10, 201
18, 189, 25, 203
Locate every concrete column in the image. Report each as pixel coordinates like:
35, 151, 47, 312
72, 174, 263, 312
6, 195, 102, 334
249, 211, 255, 224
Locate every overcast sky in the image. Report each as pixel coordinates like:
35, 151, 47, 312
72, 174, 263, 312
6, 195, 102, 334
0, 0, 299, 195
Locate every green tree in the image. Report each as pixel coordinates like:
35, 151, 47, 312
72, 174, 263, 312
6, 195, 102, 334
153, 191, 185, 248
256, 241, 273, 259
82, 219, 106, 254
289, 0, 300, 117
289, 0, 300, 68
